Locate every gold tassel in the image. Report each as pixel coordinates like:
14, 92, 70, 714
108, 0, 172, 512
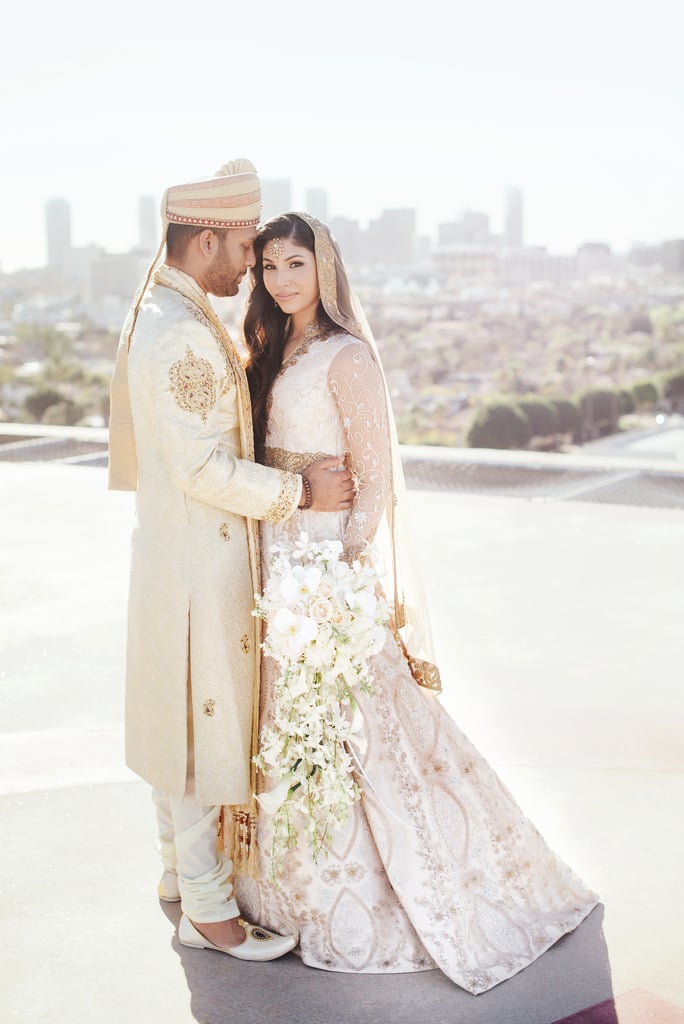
218, 800, 261, 881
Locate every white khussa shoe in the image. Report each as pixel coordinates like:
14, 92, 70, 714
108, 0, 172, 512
157, 869, 181, 903
178, 914, 298, 961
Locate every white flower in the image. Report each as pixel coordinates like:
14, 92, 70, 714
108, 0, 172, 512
329, 605, 352, 629
256, 774, 293, 815
317, 573, 336, 598
346, 588, 377, 617
309, 597, 333, 623
283, 667, 310, 699
271, 607, 318, 658
280, 564, 322, 604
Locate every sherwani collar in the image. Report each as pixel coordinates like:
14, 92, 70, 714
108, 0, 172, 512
154, 264, 217, 325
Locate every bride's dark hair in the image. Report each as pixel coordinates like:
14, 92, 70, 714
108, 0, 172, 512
244, 213, 336, 458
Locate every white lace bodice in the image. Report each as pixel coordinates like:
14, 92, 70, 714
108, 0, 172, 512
266, 333, 392, 559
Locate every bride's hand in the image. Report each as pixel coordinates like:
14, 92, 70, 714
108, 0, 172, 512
302, 458, 355, 512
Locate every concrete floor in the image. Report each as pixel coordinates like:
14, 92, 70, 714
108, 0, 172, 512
1, 461, 683, 1024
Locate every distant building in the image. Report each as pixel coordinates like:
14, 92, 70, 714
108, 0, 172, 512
305, 188, 328, 222
439, 211, 492, 246
504, 187, 524, 247
628, 243, 662, 267
91, 251, 151, 302
139, 195, 158, 254
45, 198, 72, 273
661, 239, 684, 274
499, 247, 576, 283
366, 208, 416, 266
69, 244, 105, 291
432, 244, 498, 283
576, 242, 616, 276
329, 217, 363, 268
261, 179, 292, 221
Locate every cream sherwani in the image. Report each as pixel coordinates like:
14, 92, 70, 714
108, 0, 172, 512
111, 265, 300, 808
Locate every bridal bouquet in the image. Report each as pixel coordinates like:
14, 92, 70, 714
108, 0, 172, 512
253, 532, 388, 876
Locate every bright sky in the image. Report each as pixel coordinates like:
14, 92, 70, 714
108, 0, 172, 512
1, 0, 682, 272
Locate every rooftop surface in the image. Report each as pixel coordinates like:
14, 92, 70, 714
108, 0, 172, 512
1, 452, 683, 1024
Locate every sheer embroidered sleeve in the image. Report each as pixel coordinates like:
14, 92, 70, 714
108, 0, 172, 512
328, 340, 392, 560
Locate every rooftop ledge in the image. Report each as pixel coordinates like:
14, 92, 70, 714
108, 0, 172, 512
1, 421, 683, 509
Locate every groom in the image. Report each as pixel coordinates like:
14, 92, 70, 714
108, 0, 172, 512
109, 159, 354, 959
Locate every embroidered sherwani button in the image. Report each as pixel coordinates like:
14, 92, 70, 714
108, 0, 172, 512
203, 699, 216, 717
219, 522, 231, 541
240, 634, 251, 653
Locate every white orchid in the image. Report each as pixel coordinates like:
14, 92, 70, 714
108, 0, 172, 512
271, 607, 318, 658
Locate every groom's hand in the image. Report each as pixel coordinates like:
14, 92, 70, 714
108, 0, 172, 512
302, 458, 355, 511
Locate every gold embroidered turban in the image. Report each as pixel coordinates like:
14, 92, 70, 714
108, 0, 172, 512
164, 158, 261, 228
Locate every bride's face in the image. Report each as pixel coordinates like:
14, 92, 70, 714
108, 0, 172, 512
262, 235, 320, 323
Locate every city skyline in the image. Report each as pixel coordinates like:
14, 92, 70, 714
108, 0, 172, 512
21, 181, 684, 282
1, 0, 682, 272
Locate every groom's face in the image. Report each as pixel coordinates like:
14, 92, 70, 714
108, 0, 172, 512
206, 226, 257, 297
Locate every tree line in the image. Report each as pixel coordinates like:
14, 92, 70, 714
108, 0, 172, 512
466, 370, 684, 449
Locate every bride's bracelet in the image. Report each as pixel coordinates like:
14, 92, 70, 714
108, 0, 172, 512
298, 475, 313, 511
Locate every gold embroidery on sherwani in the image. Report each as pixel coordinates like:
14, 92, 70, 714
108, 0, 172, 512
263, 471, 301, 524
168, 346, 217, 423
218, 522, 231, 541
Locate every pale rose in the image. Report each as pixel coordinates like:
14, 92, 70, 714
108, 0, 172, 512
330, 606, 352, 629
317, 574, 336, 598
310, 597, 333, 623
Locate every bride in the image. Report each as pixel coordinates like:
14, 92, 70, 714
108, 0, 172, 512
234, 212, 598, 993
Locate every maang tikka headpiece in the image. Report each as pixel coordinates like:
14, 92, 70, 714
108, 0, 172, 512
264, 237, 285, 261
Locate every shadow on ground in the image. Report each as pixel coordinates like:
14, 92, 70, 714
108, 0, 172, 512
164, 901, 613, 1024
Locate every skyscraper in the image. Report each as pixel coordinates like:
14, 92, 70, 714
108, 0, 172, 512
504, 187, 524, 247
45, 198, 72, 273
139, 195, 158, 253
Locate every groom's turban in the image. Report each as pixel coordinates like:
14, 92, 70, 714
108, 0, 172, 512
164, 158, 261, 228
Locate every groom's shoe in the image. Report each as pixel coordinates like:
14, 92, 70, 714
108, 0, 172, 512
178, 914, 297, 962
158, 869, 181, 903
